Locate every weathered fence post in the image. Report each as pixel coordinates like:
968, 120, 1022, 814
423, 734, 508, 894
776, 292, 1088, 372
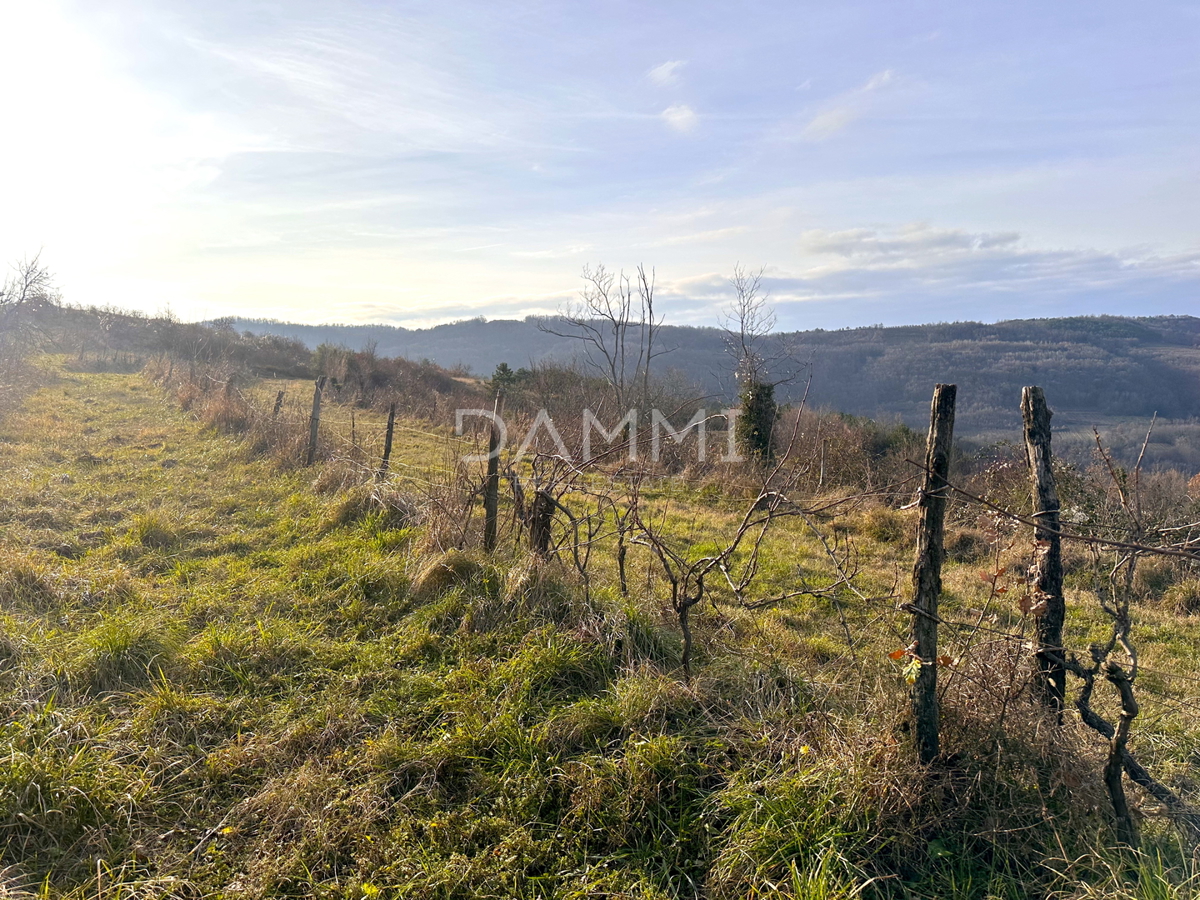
529, 490, 554, 557
305, 376, 327, 467
378, 402, 397, 479
272, 390, 285, 419
911, 383, 956, 764
483, 396, 502, 552
1022, 385, 1066, 716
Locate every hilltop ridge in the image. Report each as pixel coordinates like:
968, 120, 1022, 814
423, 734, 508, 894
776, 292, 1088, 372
226, 314, 1200, 464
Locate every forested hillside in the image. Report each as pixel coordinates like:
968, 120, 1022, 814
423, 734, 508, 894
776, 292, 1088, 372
229, 314, 1200, 466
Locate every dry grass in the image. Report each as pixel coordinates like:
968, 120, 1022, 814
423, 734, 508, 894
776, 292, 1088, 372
0, 358, 1198, 898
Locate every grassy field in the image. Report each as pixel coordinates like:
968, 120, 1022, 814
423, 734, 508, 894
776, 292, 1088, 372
1, 359, 1199, 898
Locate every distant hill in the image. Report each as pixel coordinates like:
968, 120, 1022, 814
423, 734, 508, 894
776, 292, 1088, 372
225, 315, 1200, 468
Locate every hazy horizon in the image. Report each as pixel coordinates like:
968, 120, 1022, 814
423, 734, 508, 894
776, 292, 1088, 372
212, 309, 1199, 336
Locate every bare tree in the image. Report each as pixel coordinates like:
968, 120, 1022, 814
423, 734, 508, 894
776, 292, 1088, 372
538, 263, 666, 412
720, 264, 776, 386
0, 252, 57, 361
719, 264, 792, 461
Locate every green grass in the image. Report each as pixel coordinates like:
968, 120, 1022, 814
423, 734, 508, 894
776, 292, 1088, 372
0, 360, 1198, 898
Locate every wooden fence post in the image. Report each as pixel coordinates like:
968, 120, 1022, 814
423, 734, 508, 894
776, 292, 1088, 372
1022, 385, 1066, 716
378, 402, 397, 479
529, 490, 553, 557
272, 390, 285, 419
483, 397, 502, 552
305, 376, 327, 467
911, 383, 956, 764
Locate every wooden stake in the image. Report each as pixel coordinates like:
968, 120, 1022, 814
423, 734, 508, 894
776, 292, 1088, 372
305, 376, 327, 467
1022, 385, 1066, 715
529, 490, 553, 557
483, 396, 502, 552
911, 382, 956, 764
378, 402, 396, 479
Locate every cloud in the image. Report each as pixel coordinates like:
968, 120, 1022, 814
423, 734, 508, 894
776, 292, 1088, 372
510, 244, 594, 259
638, 224, 1200, 329
648, 60, 686, 87
643, 226, 748, 247
860, 70, 894, 92
801, 69, 894, 141
799, 224, 1021, 258
661, 103, 698, 133
768, 224, 1200, 326
791, 224, 1200, 291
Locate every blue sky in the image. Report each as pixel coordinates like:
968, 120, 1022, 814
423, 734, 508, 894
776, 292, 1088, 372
2, 1, 1198, 329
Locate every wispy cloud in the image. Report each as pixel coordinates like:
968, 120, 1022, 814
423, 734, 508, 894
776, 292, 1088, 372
661, 103, 698, 133
511, 244, 594, 259
643, 226, 748, 247
648, 59, 686, 87
775, 224, 1200, 325
639, 224, 1200, 328
187, 29, 523, 156
799, 224, 1021, 258
801, 69, 894, 141
793, 224, 1200, 290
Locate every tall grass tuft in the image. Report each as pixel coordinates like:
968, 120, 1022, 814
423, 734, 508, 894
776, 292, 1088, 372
70, 616, 178, 694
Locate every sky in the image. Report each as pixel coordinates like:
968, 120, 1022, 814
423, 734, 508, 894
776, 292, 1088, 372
1, 0, 1198, 330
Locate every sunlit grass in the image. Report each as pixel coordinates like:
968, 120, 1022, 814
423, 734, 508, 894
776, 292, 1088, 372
0, 359, 1197, 897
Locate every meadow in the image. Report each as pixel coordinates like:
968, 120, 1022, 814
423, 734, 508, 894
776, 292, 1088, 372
1, 352, 1199, 899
